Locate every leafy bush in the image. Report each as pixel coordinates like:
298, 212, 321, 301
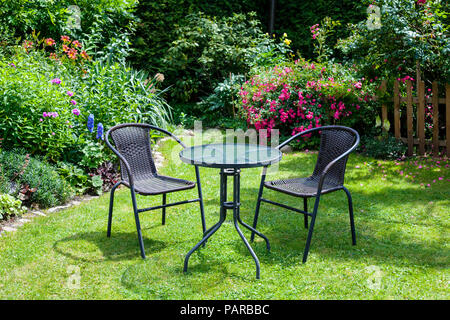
0, 193, 26, 221
0, 150, 72, 208
0, 0, 138, 58
131, 0, 364, 74
56, 160, 120, 196
91, 161, 121, 193
131, 0, 267, 73
0, 36, 171, 164
162, 12, 290, 102
358, 134, 407, 160
196, 74, 246, 118
271, 0, 366, 60
0, 48, 80, 161
337, 0, 450, 83
238, 58, 378, 148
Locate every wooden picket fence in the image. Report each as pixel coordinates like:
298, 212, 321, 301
378, 79, 450, 157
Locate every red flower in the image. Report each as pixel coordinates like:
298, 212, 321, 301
80, 50, 89, 60
67, 48, 78, 60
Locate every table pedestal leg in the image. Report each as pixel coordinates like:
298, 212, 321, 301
184, 168, 270, 279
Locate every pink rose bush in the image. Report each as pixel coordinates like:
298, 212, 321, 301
238, 58, 376, 143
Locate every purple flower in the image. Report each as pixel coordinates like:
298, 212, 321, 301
9, 63, 16, 68
70, 100, 77, 105
51, 78, 61, 84
72, 108, 80, 116
87, 114, 94, 132
44, 111, 58, 118
96, 122, 104, 140
67, 91, 74, 97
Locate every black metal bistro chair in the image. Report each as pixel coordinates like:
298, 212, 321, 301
105, 123, 206, 259
251, 125, 360, 263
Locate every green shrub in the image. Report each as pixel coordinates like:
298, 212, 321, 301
196, 74, 246, 117
0, 0, 138, 57
238, 57, 378, 148
131, 0, 364, 71
0, 36, 171, 164
0, 49, 79, 161
0, 150, 72, 208
131, 0, 265, 73
271, 0, 366, 60
358, 134, 407, 160
336, 0, 450, 83
0, 193, 26, 221
162, 12, 289, 102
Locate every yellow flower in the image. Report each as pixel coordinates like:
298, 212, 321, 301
282, 33, 288, 38
283, 38, 291, 46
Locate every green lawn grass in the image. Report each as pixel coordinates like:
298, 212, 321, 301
0, 137, 448, 299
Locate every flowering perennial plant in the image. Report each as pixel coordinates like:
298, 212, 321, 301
238, 58, 377, 142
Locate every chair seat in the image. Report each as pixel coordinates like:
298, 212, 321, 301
123, 174, 196, 195
264, 176, 343, 197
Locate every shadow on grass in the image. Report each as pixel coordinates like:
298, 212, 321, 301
232, 184, 448, 270
119, 249, 236, 299
53, 231, 166, 263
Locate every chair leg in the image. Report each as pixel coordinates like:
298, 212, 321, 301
251, 167, 267, 242
303, 197, 308, 229
343, 186, 356, 245
162, 193, 166, 225
303, 194, 321, 263
107, 181, 122, 237
130, 188, 146, 259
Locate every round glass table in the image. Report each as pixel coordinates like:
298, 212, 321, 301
180, 143, 282, 279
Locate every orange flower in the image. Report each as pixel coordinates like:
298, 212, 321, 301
67, 48, 78, 60
80, 50, 89, 60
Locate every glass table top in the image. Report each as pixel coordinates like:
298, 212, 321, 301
179, 143, 282, 168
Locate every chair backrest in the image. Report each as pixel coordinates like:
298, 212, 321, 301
107, 124, 157, 182
311, 127, 358, 186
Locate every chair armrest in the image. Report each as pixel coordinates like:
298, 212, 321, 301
147, 125, 187, 149
105, 130, 135, 187
276, 127, 323, 150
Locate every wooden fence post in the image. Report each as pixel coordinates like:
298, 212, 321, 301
432, 81, 439, 157
417, 80, 425, 155
416, 62, 421, 133
406, 79, 414, 156
394, 80, 401, 139
380, 80, 388, 134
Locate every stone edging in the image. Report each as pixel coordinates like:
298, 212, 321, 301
0, 194, 101, 237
